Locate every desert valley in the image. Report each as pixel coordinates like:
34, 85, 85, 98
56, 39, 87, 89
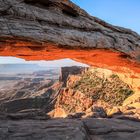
0, 0, 140, 140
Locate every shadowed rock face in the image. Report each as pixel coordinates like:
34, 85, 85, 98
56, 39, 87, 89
1, 118, 140, 140
0, 0, 140, 61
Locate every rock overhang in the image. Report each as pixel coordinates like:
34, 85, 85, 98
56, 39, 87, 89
0, 0, 140, 62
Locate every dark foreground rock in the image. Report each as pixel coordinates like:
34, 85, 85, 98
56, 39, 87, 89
0, 0, 140, 60
0, 118, 140, 140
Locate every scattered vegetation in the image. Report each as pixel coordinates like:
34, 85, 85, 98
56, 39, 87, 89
71, 71, 134, 106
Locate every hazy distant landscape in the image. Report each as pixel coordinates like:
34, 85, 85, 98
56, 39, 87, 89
0, 63, 62, 113
0, 57, 88, 94
0, 57, 88, 113
0, 63, 60, 91
0, 63, 60, 74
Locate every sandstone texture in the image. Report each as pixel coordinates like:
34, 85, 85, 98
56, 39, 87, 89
0, 1, 140, 139
50, 67, 140, 120
0, 67, 140, 140
1, 118, 140, 140
0, 0, 140, 60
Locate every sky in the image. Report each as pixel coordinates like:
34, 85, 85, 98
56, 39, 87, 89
72, 0, 140, 34
0, 57, 88, 67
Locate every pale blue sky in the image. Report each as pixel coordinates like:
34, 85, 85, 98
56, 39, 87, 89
72, 0, 140, 34
0, 57, 88, 67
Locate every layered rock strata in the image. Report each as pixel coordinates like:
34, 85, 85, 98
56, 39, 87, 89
0, 0, 140, 61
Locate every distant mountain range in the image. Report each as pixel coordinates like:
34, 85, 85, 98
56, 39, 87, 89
0, 64, 59, 74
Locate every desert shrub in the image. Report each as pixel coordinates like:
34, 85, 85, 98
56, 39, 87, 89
71, 72, 134, 106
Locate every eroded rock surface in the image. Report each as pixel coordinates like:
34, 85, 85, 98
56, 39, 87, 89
0, 0, 140, 60
0, 70, 62, 113
0, 1, 140, 139
49, 66, 140, 121
0, 118, 140, 140
0, 67, 140, 139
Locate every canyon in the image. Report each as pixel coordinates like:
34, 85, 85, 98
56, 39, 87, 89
0, 65, 140, 140
0, 0, 140, 140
